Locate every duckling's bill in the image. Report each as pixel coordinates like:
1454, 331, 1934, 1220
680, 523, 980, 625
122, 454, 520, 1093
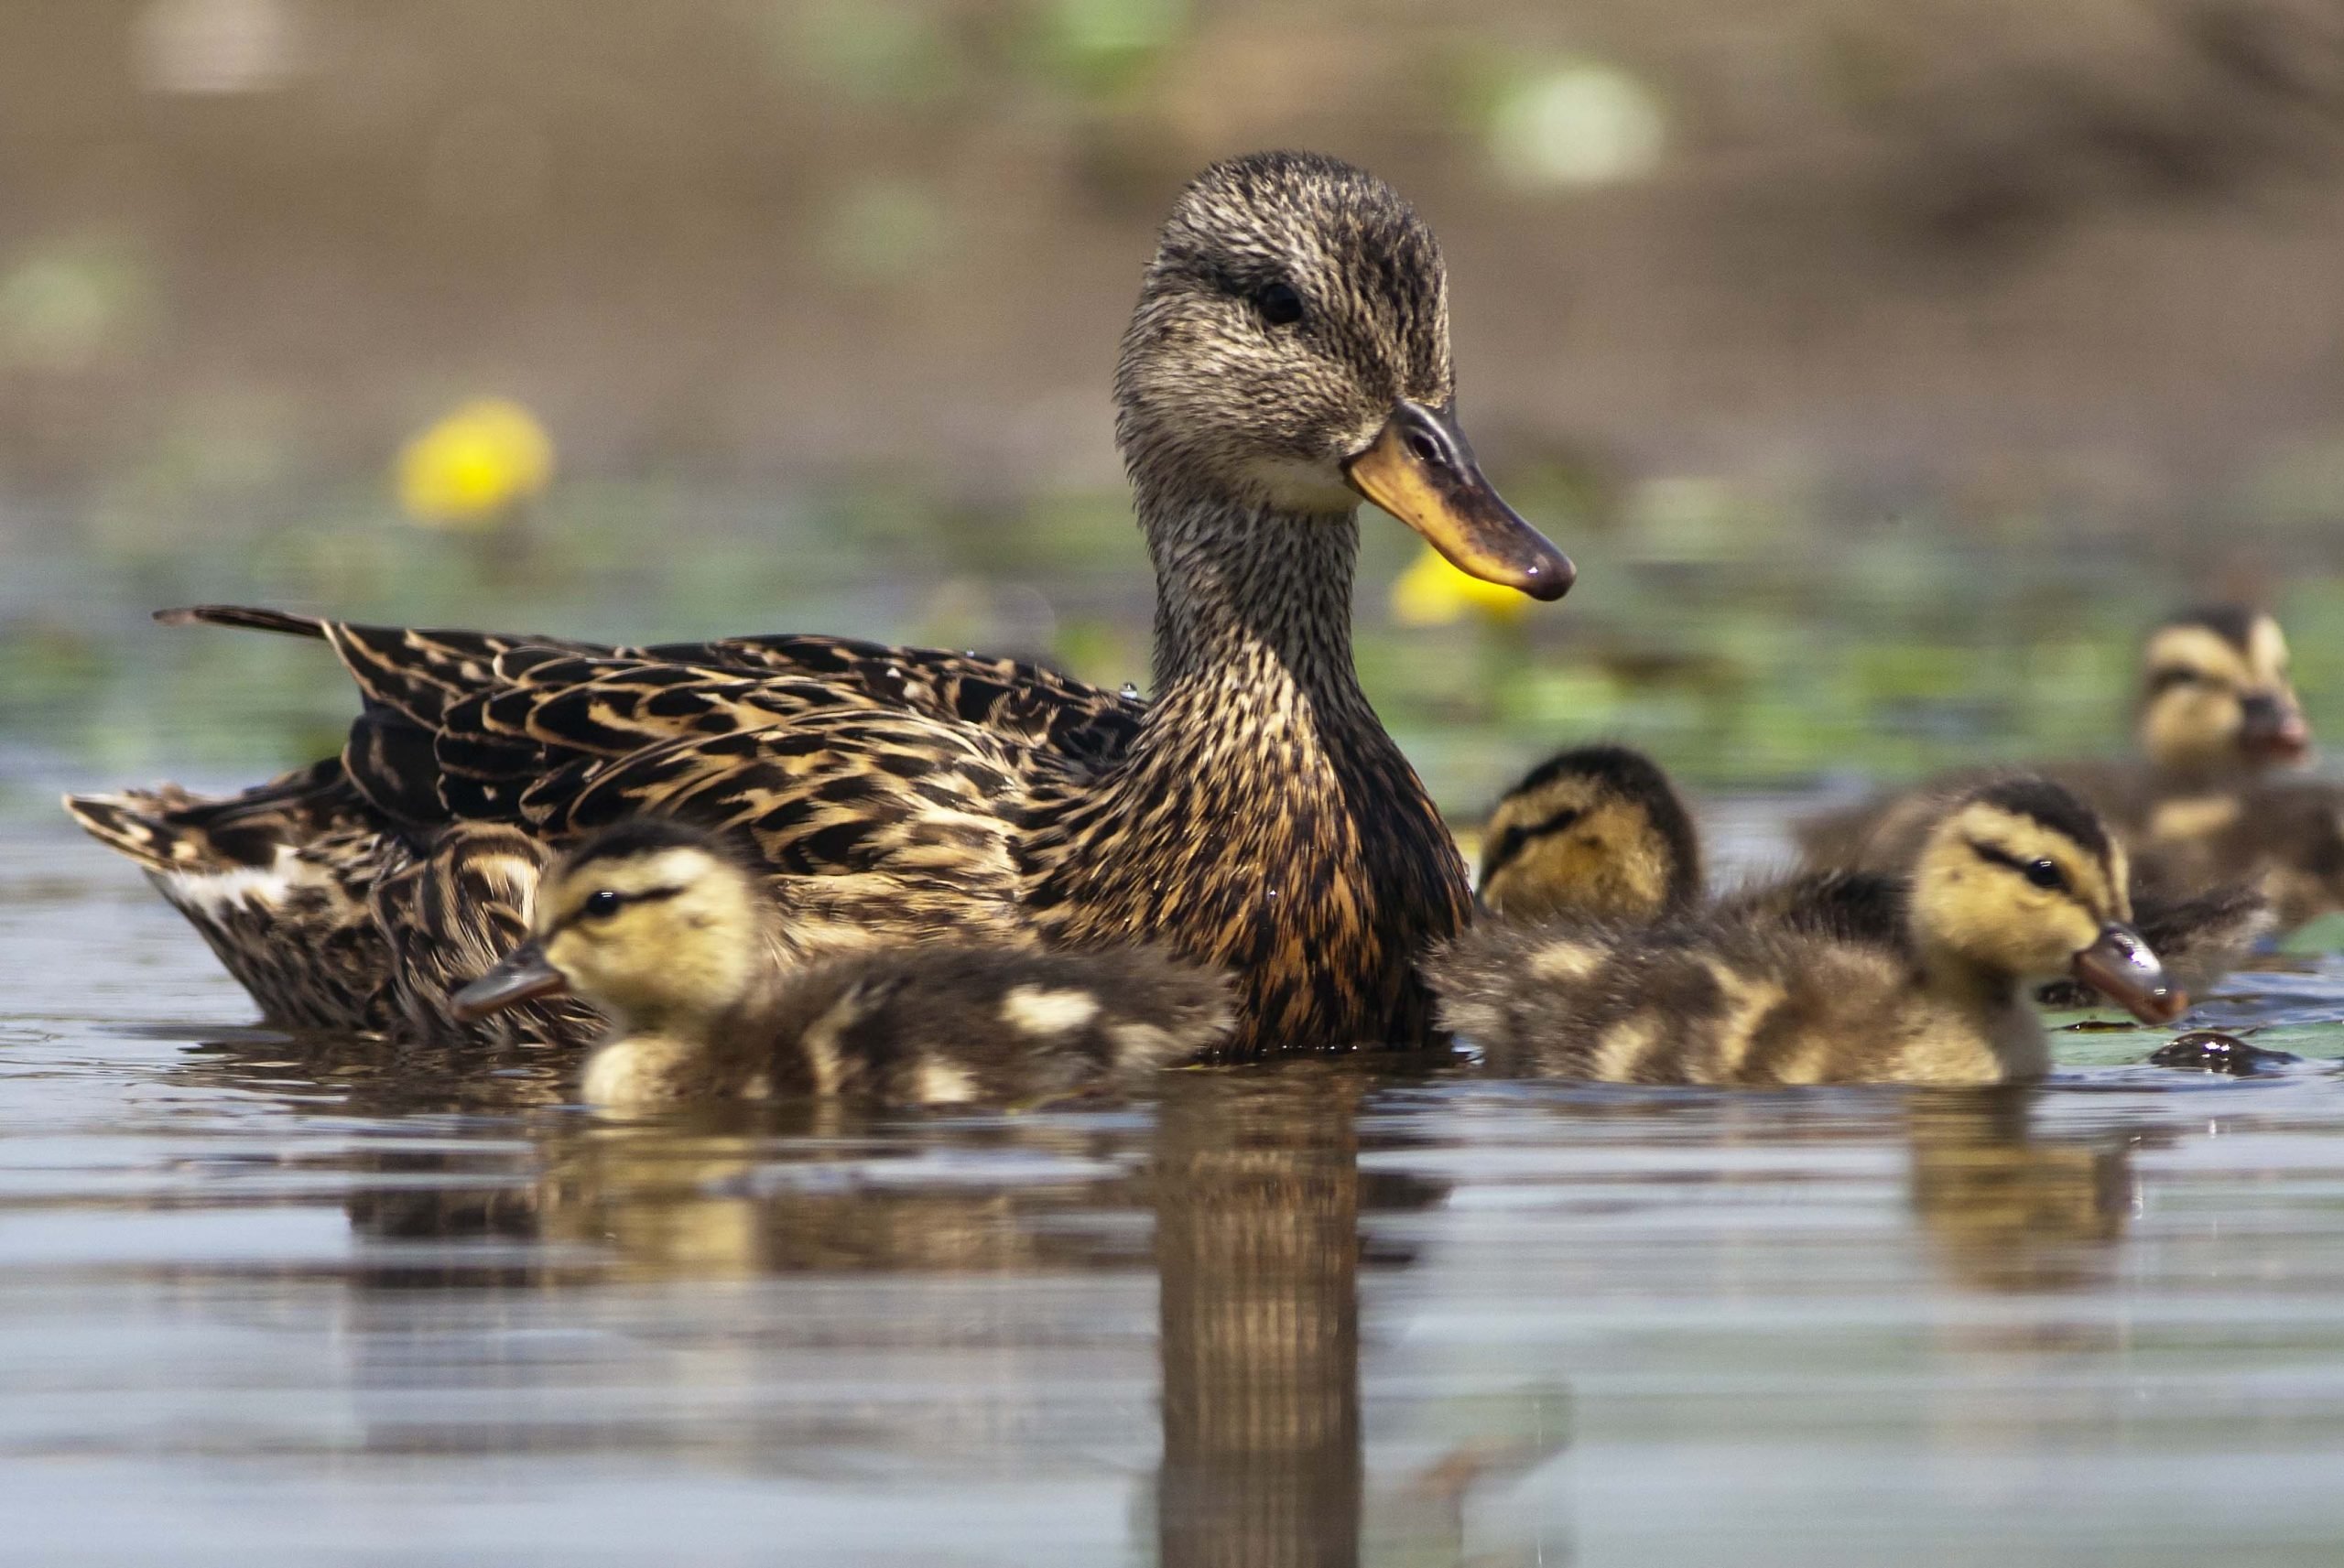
2070, 924, 2187, 1025
451, 941, 568, 1022
1343, 400, 1572, 601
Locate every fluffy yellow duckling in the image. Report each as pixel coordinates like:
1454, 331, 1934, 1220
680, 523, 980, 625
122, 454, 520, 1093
2133, 604, 2310, 778
1475, 744, 1703, 924
1434, 777, 2186, 1087
452, 820, 1233, 1110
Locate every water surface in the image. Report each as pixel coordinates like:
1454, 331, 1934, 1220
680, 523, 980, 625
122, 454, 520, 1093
5, 818, 2344, 1565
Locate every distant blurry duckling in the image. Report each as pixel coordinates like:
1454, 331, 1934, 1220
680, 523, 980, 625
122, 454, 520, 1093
1476, 744, 1703, 923
2133, 604, 2311, 778
1434, 777, 2186, 1087
2132, 775, 2344, 932
451, 820, 1233, 1111
1798, 605, 2311, 872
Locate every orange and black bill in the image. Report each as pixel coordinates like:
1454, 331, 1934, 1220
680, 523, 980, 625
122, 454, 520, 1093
2070, 923, 2187, 1026
1343, 400, 1574, 601
451, 941, 568, 1022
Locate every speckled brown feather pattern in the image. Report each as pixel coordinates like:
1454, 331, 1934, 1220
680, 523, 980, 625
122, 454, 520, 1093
66, 153, 1497, 1054
1017, 508, 1469, 1056
367, 824, 602, 1046
62, 759, 408, 1032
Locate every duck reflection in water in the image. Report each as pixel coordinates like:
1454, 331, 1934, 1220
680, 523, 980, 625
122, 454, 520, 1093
189, 1022, 1561, 1559
1153, 1070, 1364, 1566
1905, 1090, 2136, 1297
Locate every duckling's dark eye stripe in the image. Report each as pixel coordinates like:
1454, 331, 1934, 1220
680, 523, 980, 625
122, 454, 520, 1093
2146, 666, 2219, 695
1484, 807, 1584, 876
1966, 839, 2073, 895
544, 884, 684, 936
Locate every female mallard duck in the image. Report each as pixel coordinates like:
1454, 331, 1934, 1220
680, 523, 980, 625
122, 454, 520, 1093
1433, 777, 2187, 1086
448, 819, 1232, 1110
1796, 604, 2310, 873
1477, 741, 2271, 1000
64, 151, 1569, 1057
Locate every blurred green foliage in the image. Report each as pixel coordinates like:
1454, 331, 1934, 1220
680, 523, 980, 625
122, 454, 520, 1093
12, 454, 2342, 820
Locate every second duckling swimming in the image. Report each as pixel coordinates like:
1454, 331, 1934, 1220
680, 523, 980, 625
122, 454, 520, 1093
1476, 743, 1703, 923
1478, 741, 2271, 1004
1435, 777, 2185, 1087
452, 820, 1234, 1110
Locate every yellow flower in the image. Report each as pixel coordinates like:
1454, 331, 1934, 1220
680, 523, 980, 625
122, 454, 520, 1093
1390, 543, 1534, 626
396, 397, 554, 529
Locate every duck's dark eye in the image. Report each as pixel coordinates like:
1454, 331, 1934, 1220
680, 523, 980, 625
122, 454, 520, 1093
2024, 860, 2066, 892
582, 889, 624, 919
1253, 281, 1305, 327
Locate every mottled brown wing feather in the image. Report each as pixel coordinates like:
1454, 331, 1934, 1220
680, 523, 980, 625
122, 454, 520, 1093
670, 634, 1145, 766
113, 609, 1145, 1043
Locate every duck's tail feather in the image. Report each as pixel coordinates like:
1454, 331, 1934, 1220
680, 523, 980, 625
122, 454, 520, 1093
62, 761, 407, 1033
60, 788, 198, 873
154, 604, 329, 639
62, 758, 360, 874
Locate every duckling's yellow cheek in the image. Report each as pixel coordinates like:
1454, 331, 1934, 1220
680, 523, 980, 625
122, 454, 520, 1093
2141, 687, 2241, 767
542, 931, 591, 981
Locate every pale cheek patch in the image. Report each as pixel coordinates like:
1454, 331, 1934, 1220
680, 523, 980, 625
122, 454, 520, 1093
1001, 986, 1102, 1035
1237, 455, 1358, 515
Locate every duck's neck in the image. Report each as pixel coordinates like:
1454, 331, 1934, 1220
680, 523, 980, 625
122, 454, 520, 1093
581, 940, 796, 1107
1917, 940, 2050, 1080
1145, 491, 1370, 714
1020, 482, 1469, 1055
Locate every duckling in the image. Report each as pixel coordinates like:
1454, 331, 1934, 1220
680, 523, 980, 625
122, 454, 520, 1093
450, 820, 1235, 1111
1433, 777, 2185, 1087
1475, 744, 1702, 924
1797, 605, 2312, 874
1477, 741, 1918, 943
2130, 774, 2344, 929
1480, 741, 2270, 1003
2133, 604, 2311, 780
